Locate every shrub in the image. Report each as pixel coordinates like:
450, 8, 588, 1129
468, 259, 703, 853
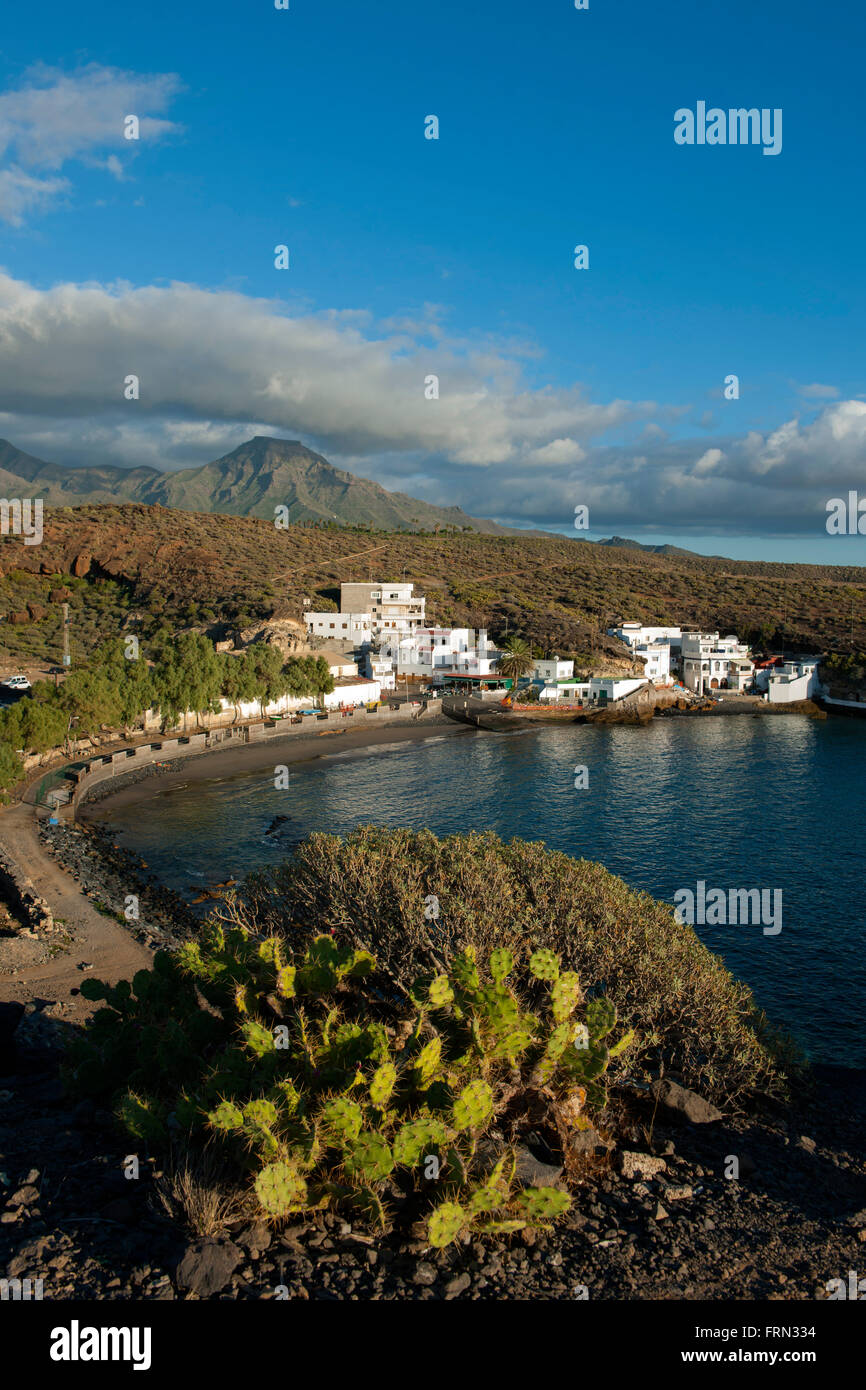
234, 828, 792, 1108
64, 927, 635, 1245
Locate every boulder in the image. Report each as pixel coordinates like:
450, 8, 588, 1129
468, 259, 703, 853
617, 1151, 667, 1181
175, 1239, 243, 1297
650, 1078, 722, 1124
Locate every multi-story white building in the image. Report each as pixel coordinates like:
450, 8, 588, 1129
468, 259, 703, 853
681, 632, 754, 695
377, 628, 501, 680
363, 652, 397, 691
340, 582, 426, 637
304, 581, 427, 645
633, 642, 672, 683
610, 623, 682, 651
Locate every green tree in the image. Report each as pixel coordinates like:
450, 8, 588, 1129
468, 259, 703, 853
0, 740, 22, 800
496, 635, 535, 690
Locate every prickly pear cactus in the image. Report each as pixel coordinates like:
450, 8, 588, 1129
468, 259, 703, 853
319, 1096, 363, 1143
208, 1100, 244, 1132
428, 975, 455, 1009
488, 947, 514, 984
412, 1036, 443, 1090
551, 970, 581, 1022
255, 1161, 308, 1217
427, 1201, 466, 1248
529, 948, 560, 982
452, 1079, 494, 1132
369, 1061, 397, 1108
392, 1115, 449, 1166
514, 1186, 571, 1222
586, 995, 617, 1040
344, 1131, 395, 1182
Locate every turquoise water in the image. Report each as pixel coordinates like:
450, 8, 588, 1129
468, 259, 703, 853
90, 717, 866, 1067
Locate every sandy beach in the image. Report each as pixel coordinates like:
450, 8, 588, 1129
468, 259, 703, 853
76, 717, 475, 818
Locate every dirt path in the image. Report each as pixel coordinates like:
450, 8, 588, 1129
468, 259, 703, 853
0, 801, 151, 1022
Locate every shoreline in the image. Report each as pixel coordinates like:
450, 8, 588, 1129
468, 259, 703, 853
76, 717, 475, 818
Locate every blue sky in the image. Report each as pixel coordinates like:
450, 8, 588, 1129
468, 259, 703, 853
1, 0, 865, 563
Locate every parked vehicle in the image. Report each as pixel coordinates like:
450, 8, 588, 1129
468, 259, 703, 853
1, 675, 31, 692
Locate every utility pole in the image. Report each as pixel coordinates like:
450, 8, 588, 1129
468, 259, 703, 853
62, 603, 71, 668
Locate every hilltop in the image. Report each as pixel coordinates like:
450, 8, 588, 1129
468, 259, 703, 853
1, 503, 865, 670
0, 436, 516, 534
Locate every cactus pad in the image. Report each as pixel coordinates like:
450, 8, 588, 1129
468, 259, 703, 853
529, 948, 560, 981
427, 1201, 466, 1248
369, 1061, 397, 1108
514, 1186, 571, 1222
452, 1079, 494, 1132
255, 1161, 308, 1217
488, 947, 514, 983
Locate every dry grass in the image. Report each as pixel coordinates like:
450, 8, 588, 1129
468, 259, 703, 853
150, 1142, 253, 1238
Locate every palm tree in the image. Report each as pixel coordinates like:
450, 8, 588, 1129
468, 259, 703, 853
496, 635, 535, 692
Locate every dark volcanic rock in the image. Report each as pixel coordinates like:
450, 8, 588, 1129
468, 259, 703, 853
176, 1240, 243, 1297
650, 1079, 722, 1124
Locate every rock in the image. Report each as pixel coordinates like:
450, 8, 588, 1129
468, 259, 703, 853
566, 1124, 606, 1158
412, 1261, 438, 1286
650, 1079, 722, 1125
797, 1135, 816, 1154
651, 1202, 670, 1221
617, 1152, 667, 1181
236, 1221, 272, 1253
6, 1184, 40, 1207
445, 1272, 471, 1298
664, 1184, 693, 1201
175, 1240, 243, 1297
513, 1145, 563, 1188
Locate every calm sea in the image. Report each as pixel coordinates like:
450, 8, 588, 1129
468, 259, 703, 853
88, 716, 866, 1067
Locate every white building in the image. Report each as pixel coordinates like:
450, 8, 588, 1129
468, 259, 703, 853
323, 677, 382, 709
610, 623, 682, 651
633, 642, 672, 683
378, 628, 502, 681
766, 658, 822, 704
363, 652, 396, 690
533, 657, 575, 683
681, 632, 754, 695
590, 676, 648, 702
539, 679, 592, 703
304, 611, 373, 643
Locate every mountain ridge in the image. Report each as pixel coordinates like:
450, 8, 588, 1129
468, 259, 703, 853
0, 435, 523, 535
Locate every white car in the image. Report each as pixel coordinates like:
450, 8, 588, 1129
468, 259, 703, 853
2, 675, 31, 691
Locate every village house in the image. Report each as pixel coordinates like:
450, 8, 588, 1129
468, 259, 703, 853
533, 657, 575, 683
633, 642, 672, 683
609, 622, 683, 651
763, 657, 823, 704
681, 631, 754, 695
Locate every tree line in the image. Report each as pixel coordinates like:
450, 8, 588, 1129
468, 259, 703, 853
0, 634, 335, 797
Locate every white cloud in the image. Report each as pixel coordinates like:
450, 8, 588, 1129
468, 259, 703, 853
0, 272, 650, 468
0, 64, 182, 223
0, 271, 863, 537
798, 382, 839, 399
0, 166, 68, 225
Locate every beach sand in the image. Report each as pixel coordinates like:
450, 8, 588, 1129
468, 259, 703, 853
77, 717, 474, 817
